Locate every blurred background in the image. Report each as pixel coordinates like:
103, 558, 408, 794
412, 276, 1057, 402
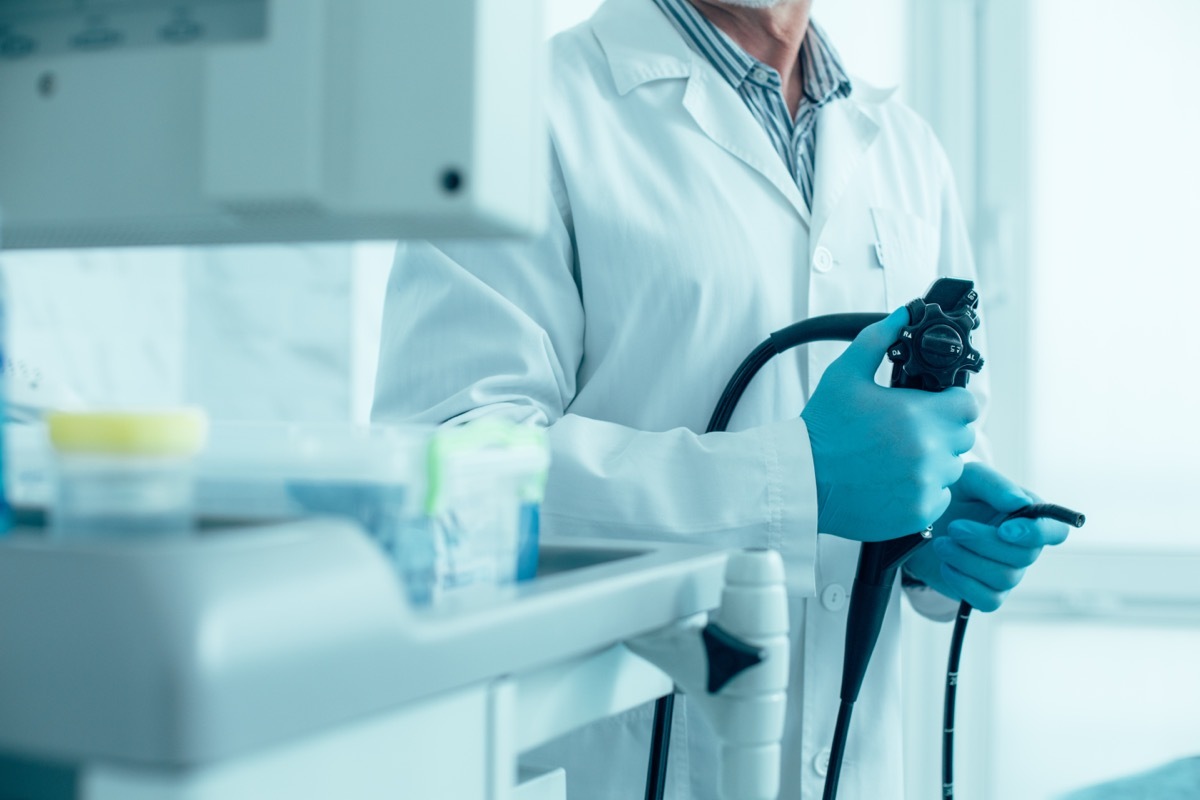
2, 1, 1197, 797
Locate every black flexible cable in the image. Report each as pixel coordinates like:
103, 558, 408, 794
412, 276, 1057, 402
645, 312, 884, 800
821, 700, 855, 800
942, 602, 970, 798
940, 504, 1086, 800
644, 694, 674, 800
1005, 503, 1086, 529
707, 340, 778, 434
769, 313, 886, 353
706, 314, 884, 434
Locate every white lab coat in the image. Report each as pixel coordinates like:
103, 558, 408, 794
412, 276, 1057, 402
372, 0, 984, 797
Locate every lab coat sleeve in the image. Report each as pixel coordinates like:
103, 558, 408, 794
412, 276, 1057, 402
903, 135, 994, 623
372, 153, 821, 595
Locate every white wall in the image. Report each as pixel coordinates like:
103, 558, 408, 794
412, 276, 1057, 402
2, 249, 186, 412
813, 0, 907, 90
544, 0, 604, 36
0, 245, 390, 424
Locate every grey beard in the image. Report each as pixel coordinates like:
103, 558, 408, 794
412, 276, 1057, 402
717, 0, 799, 7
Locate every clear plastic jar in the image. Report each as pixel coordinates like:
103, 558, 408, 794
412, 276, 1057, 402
47, 410, 208, 538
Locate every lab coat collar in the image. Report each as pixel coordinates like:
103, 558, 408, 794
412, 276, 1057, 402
591, 0, 896, 227
682, 68, 811, 221
592, 0, 809, 220
591, 0, 693, 95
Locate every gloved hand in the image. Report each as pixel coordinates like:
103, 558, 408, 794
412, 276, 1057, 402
902, 461, 1071, 611
801, 307, 980, 541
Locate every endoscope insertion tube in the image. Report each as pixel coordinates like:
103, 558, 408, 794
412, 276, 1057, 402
646, 313, 885, 800
940, 504, 1086, 800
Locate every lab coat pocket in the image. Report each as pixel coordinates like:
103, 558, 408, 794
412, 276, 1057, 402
870, 207, 941, 309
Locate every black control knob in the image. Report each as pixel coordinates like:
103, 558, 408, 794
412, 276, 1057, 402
887, 278, 984, 391
919, 324, 964, 367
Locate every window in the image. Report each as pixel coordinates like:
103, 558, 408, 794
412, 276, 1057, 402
1025, 0, 1200, 552
905, 2, 1200, 798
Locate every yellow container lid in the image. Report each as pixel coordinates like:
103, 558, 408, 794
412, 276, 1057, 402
47, 410, 209, 457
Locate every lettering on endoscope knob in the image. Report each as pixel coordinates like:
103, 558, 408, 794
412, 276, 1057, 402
918, 324, 965, 368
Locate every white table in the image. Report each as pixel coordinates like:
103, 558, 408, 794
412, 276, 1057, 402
0, 520, 736, 799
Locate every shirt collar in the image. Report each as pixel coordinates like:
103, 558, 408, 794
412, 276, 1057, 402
799, 21, 852, 105
651, 0, 852, 106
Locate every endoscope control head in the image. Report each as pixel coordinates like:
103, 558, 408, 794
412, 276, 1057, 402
887, 278, 984, 391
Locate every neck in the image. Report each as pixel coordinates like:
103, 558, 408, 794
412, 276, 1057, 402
689, 1, 812, 115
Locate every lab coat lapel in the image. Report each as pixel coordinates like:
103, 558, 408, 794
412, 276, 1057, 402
810, 98, 879, 244
591, 0, 809, 224
681, 71, 811, 224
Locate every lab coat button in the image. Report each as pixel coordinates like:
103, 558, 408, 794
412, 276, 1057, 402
813, 247, 834, 273
814, 748, 832, 777
820, 583, 847, 612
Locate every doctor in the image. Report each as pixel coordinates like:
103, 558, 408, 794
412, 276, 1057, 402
373, 0, 1069, 797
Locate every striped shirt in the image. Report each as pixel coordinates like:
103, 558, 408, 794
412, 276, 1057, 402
651, 0, 852, 211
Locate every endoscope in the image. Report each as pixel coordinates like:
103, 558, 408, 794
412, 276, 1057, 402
643, 278, 1085, 800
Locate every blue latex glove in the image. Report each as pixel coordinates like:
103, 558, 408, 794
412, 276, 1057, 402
801, 307, 980, 541
903, 462, 1071, 611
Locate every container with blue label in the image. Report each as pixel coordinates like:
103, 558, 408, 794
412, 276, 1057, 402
194, 420, 549, 607
423, 422, 549, 594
